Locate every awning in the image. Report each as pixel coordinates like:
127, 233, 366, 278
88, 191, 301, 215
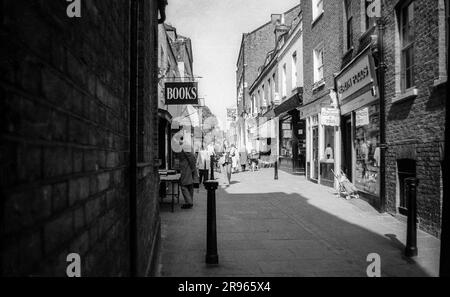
258, 118, 277, 139
274, 89, 302, 117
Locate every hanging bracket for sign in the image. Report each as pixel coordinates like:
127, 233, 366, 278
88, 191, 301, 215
164, 82, 199, 105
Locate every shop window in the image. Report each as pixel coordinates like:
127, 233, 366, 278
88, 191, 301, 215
354, 104, 380, 196
280, 118, 293, 158
323, 126, 335, 162
399, 1, 415, 92
397, 159, 416, 215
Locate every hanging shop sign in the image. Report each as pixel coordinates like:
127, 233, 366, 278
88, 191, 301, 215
227, 108, 237, 122
335, 50, 377, 104
320, 108, 340, 127
165, 82, 198, 105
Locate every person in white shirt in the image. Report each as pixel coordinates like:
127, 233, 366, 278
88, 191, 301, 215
325, 144, 334, 160
196, 145, 212, 185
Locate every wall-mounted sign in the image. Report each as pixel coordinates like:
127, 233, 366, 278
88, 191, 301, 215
165, 82, 198, 105
320, 108, 340, 127
227, 108, 237, 122
356, 107, 370, 127
335, 51, 377, 103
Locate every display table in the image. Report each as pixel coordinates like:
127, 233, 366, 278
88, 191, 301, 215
159, 173, 181, 213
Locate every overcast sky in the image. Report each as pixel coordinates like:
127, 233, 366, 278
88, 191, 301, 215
166, 0, 300, 129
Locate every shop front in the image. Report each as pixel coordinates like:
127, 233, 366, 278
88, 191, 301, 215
256, 116, 279, 163
300, 96, 341, 188
335, 47, 380, 204
275, 92, 305, 175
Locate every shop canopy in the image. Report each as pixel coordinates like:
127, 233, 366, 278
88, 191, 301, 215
258, 119, 277, 139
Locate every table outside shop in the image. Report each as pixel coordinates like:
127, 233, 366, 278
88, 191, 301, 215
159, 171, 181, 213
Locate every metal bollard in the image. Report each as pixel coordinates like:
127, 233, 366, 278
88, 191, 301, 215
274, 157, 279, 180
405, 177, 419, 257
204, 181, 219, 264
210, 155, 215, 180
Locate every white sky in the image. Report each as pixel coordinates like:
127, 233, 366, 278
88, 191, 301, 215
166, 0, 301, 128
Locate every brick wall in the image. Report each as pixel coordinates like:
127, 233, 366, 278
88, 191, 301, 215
0, 0, 160, 276
302, 0, 344, 105
236, 5, 301, 115
383, 0, 445, 237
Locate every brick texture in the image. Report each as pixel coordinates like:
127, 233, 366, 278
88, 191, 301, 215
302, 0, 344, 106
0, 0, 160, 276
382, 0, 446, 237
236, 5, 301, 115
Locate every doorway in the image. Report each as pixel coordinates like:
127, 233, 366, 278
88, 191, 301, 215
342, 116, 353, 181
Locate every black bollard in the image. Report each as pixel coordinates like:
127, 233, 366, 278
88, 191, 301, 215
210, 155, 215, 180
405, 177, 419, 257
274, 157, 279, 180
204, 181, 219, 264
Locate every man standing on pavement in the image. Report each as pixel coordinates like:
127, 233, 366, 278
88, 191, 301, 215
196, 145, 211, 185
177, 138, 199, 209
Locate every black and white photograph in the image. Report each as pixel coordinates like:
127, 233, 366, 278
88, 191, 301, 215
1, 0, 450, 288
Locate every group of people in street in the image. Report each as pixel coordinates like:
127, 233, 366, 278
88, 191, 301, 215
175, 137, 262, 210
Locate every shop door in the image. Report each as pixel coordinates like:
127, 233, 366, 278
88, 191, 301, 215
312, 126, 319, 180
295, 120, 306, 174
343, 116, 352, 181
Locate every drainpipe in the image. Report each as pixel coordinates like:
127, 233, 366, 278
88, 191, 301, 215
129, 0, 138, 277
377, 18, 387, 213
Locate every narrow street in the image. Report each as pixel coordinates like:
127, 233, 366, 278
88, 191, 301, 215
159, 169, 440, 277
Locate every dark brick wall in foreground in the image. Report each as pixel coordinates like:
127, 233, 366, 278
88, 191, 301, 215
0, 0, 161, 276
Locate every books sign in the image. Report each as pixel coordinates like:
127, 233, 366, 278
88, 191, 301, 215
165, 82, 198, 105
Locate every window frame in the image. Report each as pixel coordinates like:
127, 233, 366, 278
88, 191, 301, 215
399, 0, 416, 92
282, 63, 287, 98
313, 46, 324, 83
345, 0, 354, 50
292, 51, 298, 89
312, 0, 324, 22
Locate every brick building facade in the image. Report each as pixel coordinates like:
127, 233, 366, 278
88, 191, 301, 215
1, 0, 162, 276
382, 0, 448, 237
236, 4, 301, 152
300, 0, 344, 188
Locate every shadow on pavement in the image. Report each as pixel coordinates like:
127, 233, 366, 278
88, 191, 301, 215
159, 178, 436, 277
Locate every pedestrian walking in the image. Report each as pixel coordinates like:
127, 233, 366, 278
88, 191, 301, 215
249, 149, 259, 172
230, 144, 239, 173
196, 145, 211, 185
219, 140, 233, 185
240, 148, 248, 172
178, 143, 199, 209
